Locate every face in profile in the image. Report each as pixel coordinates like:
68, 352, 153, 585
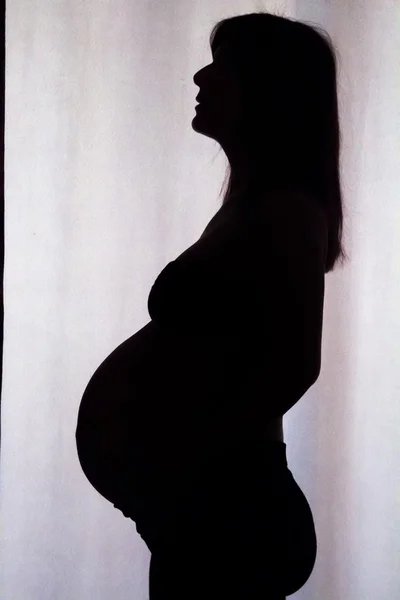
192, 44, 243, 145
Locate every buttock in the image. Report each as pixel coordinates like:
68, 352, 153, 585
114, 440, 317, 597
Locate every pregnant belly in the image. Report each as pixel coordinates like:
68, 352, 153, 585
76, 320, 248, 473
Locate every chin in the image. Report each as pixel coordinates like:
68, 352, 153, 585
191, 116, 217, 141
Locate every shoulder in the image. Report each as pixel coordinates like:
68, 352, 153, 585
252, 187, 326, 231
250, 188, 328, 269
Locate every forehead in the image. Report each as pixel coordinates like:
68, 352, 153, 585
213, 42, 233, 60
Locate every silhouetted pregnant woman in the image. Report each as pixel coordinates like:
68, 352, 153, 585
76, 12, 347, 599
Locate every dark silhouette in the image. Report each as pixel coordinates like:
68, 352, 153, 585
0, 0, 5, 454
194, 11, 348, 274
76, 10, 346, 599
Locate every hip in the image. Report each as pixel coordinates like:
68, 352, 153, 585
116, 439, 317, 595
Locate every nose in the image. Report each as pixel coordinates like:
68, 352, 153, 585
193, 71, 201, 89
193, 72, 209, 105
193, 62, 210, 88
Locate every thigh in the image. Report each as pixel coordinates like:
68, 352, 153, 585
280, 470, 318, 596
149, 542, 287, 600
114, 443, 317, 598
147, 465, 289, 600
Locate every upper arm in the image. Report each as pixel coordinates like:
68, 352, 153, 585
251, 192, 327, 378
250, 190, 327, 274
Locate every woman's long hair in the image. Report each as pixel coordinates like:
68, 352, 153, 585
209, 11, 348, 273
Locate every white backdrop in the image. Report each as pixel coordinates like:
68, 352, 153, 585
1, 0, 400, 598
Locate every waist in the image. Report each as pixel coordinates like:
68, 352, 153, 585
191, 417, 284, 461
221, 417, 284, 445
